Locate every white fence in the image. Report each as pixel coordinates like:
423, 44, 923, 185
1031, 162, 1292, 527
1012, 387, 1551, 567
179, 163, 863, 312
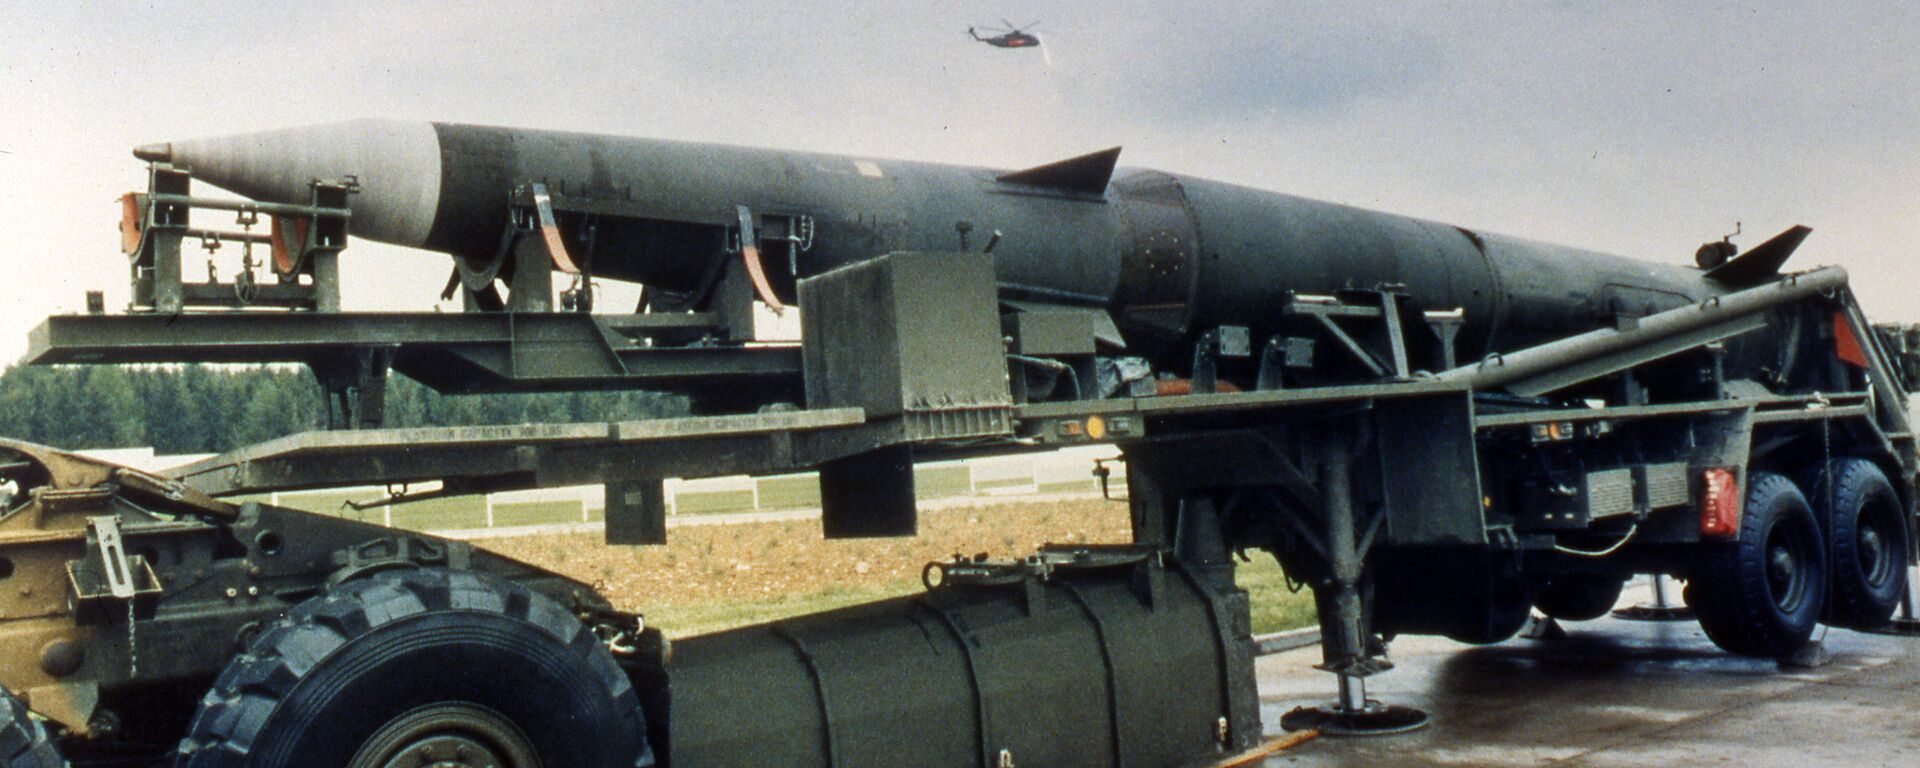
222, 446, 1129, 534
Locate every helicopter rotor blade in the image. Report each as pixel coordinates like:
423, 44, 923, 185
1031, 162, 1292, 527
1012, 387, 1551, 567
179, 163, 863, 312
1021, 20, 1042, 31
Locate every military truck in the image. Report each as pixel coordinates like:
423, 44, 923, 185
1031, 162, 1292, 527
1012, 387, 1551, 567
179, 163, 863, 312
5, 124, 1916, 765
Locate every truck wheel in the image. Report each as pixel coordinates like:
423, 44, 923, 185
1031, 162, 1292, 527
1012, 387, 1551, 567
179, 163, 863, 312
1803, 458, 1910, 628
1441, 576, 1533, 644
1688, 472, 1826, 658
173, 568, 651, 768
1532, 575, 1627, 621
0, 686, 63, 768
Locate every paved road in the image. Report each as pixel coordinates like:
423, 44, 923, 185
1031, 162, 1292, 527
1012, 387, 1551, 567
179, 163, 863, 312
1250, 614, 1920, 766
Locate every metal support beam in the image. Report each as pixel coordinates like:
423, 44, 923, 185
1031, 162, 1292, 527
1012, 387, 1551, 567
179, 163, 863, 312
819, 445, 916, 538
605, 479, 668, 545
28, 312, 802, 408
1437, 267, 1850, 394
311, 347, 395, 430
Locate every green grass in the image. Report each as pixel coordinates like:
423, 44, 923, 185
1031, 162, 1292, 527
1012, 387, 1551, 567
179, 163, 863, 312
275, 491, 363, 515
974, 476, 1035, 491
756, 476, 822, 510
914, 465, 973, 498
647, 581, 919, 636
1237, 555, 1319, 634
491, 500, 584, 527
672, 489, 756, 515
1037, 479, 1095, 495
388, 497, 488, 531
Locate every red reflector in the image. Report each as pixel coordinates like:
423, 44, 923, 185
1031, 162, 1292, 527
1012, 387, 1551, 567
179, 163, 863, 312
119, 193, 143, 255
1699, 468, 1741, 538
1833, 312, 1868, 368
270, 215, 306, 275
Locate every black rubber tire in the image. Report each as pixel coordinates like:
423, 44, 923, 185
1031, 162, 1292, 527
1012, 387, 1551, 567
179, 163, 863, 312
1688, 472, 1826, 658
1441, 576, 1533, 645
1532, 575, 1628, 622
1801, 458, 1911, 628
173, 568, 652, 768
0, 687, 63, 768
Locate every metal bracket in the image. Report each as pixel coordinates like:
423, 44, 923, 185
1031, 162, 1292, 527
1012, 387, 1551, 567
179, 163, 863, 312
1191, 326, 1250, 393
1256, 336, 1314, 390
529, 183, 582, 274
313, 346, 396, 429
124, 167, 347, 313
1284, 290, 1413, 380
734, 205, 786, 314
1424, 310, 1465, 369
89, 516, 136, 599
66, 514, 161, 608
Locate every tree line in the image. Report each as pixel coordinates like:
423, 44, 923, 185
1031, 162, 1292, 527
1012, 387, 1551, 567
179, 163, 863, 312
0, 364, 686, 453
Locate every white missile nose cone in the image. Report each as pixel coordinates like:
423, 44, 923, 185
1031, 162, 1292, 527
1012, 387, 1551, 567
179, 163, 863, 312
154, 119, 444, 249
133, 142, 172, 162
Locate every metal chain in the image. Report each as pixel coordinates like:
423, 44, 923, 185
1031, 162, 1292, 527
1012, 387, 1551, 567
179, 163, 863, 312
126, 599, 137, 679
1817, 396, 1834, 645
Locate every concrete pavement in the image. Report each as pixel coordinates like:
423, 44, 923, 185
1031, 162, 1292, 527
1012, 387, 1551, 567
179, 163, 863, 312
1250, 616, 1920, 766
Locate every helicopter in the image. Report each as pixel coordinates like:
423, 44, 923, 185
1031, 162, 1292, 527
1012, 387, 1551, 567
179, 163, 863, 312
968, 19, 1041, 49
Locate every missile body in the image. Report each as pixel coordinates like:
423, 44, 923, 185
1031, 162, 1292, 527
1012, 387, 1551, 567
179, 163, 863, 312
140, 120, 1718, 367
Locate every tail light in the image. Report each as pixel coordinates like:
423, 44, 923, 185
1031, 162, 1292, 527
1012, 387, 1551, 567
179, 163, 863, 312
1699, 468, 1741, 538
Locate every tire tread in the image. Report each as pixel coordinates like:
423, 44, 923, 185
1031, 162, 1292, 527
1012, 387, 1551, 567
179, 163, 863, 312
1692, 472, 1825, 658
0, 687, 63, 768
172, 568, 647, 768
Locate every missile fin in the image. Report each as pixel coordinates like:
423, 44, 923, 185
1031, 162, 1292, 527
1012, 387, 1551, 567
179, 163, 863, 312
1703, 225, 1812, 287
996, 147, 1122, 196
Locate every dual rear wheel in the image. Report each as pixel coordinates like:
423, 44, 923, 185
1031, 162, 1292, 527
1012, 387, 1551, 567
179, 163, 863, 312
1689, 460, 1912, 658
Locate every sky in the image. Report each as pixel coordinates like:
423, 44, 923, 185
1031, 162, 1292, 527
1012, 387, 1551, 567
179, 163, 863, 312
0, 1, 1915, 364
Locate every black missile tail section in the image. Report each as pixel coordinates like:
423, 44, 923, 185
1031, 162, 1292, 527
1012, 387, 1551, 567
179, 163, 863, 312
994, 146, 1122, 197
1702, 224, 1813, 287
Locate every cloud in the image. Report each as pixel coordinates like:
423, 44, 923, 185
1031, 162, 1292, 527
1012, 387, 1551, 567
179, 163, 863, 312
0, 1, 1916, 368
1059, 9, 1449, 124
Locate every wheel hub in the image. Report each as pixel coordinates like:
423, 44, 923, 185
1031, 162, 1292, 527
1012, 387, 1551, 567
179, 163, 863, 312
1765, 524, 1810, 613
390, 734, 507, 768
1768, 545, 1797, 594
1859, 519, 1894, 584
350, 703, 541, 768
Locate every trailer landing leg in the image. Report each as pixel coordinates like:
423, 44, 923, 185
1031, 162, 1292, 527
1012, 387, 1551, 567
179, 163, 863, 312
1279, 437, 1429, 737
1612, 574, 1695, 621
1279, 673, 1429, 736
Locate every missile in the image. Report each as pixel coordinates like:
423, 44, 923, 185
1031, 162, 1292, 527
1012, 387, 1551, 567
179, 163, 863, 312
135, 120, 1799, 368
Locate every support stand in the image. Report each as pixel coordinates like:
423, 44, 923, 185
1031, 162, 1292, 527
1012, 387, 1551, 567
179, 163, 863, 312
1611, 573, 1695, 621
1779, 639, 1832, 669
1521, 612, 1568, 641
312, 347, 395, 430
1278, 675, 1429, 737
1278, 433, 1429, 736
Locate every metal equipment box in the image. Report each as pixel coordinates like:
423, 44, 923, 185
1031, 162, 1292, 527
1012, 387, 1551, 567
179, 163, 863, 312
799, 252, 1013, 441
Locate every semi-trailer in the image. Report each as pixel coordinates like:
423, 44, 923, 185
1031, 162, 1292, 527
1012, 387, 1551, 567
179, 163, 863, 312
1, 122, 1912, 766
